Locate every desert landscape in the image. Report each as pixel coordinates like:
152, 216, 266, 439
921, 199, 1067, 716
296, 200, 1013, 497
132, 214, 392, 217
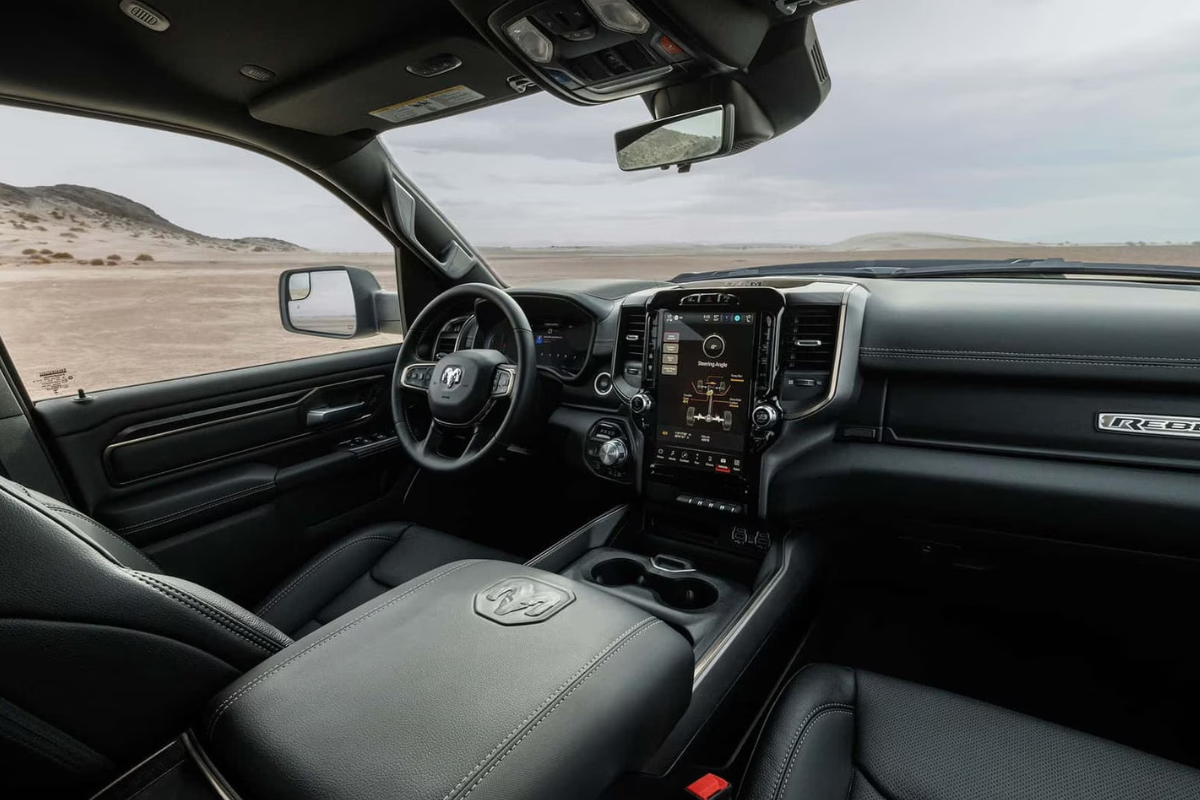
3, 182, 1200, 401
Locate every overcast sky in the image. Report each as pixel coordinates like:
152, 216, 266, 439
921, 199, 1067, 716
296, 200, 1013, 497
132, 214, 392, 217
1, 0, 1199, 249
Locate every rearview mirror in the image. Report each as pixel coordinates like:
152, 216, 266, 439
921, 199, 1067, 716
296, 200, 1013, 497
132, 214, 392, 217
279, 266, 403, 339
613, 105, 734, 172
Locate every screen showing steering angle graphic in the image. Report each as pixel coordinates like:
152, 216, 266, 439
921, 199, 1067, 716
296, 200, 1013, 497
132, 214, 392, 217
654, 310, 755, 475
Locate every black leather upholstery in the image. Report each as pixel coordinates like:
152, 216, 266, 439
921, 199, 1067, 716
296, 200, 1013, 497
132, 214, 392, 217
742, 664, 1200, 800
255, 522, 519, 637
0, 475, 292, 795
0, 474, 518, 796
205, 559, 694, 800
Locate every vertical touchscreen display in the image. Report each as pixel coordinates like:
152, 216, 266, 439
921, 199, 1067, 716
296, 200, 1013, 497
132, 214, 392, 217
653, 310, 756, 475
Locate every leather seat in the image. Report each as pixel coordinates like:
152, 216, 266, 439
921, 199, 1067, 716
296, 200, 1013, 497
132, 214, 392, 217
0, 475, 515, 794
254, 522, 518, 637
742, 664, 1200, 800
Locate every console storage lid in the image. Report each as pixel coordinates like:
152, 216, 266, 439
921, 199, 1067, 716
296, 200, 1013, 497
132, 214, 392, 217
201, 559, 693, 800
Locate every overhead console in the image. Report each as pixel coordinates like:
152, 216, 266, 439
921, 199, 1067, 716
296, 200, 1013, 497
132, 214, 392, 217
454, 0, 770, 103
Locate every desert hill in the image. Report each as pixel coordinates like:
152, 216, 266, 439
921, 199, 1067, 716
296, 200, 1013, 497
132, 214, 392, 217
821, 232, 1020, 251
0, 182, 303, 264
825, 231, 1022, 250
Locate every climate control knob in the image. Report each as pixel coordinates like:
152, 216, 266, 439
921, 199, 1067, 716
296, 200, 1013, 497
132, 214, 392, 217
630, 392, 653, 414
598, 438, 628, 467
752, 404, 780, 429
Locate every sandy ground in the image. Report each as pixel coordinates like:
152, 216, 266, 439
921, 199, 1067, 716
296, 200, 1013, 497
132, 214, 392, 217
3, 244, 1200, 401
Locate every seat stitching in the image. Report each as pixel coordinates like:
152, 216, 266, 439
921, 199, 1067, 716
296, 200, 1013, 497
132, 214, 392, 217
43, 505, 156, 570
844, 768, 856, 800
766, 702, 855, 800
257, 533, 404, 614
457, 621, 662, 800
440, 616, 657, 800
206, 559, 478, 738
131, 573, 282, 654
117, 484, 274, 534
777, 709, 854, 800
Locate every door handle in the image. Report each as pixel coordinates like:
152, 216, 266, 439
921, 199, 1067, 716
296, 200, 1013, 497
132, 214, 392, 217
306, 401, 366, 427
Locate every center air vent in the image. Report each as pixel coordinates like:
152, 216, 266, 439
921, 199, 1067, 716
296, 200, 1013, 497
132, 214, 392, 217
615, 307, 648, 388
779, 305, 841, 404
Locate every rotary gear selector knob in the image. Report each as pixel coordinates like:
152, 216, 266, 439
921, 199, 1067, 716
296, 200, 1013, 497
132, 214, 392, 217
598, 438, 628, 467
752, 404, 779, 429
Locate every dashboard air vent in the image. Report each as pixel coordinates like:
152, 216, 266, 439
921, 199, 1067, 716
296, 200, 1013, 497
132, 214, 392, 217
615, 307, 648, 387
620, 309, 647, 360
780, 305, 840, 371
433, 316, 468, 359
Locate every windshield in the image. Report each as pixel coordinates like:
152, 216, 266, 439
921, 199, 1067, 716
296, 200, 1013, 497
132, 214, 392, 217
381, 0, 1200, 284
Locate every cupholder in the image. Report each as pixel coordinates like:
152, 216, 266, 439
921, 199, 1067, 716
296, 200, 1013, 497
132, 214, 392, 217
589, 558, 718, 611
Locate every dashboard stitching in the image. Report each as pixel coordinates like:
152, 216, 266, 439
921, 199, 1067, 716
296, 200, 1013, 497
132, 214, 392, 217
862, 347, 1200, 364
861, 353, 1200, 369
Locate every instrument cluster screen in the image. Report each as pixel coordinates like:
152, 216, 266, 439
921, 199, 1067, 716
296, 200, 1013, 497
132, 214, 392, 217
653, 310, 756, 475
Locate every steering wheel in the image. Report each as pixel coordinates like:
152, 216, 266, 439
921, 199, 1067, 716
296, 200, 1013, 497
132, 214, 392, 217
392, 283, 537, 473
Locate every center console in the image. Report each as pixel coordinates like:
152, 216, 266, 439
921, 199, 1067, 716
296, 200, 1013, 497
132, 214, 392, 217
200, 560, 692, 800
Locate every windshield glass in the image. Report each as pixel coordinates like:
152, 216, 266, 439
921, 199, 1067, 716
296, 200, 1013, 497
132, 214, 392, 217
381, 0, 1200, 283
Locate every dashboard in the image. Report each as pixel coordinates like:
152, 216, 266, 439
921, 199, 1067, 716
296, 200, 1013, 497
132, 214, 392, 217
429, 273, 1200, 559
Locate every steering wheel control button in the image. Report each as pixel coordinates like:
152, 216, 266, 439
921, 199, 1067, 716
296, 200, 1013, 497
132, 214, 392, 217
492, 366, 514, 396
702, 334, 726, 358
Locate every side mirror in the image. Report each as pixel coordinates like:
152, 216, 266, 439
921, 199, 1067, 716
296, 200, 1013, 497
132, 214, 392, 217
279, 266, 402, 339
613, 105, 734, 172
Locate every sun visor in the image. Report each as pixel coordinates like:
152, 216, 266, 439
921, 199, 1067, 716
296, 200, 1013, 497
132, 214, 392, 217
250, 35, 528, 136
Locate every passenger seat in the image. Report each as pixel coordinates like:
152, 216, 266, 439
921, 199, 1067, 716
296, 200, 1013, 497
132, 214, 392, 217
740, 664, 1200, 800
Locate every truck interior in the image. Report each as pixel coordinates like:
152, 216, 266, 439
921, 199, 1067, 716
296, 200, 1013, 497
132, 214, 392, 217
2, 1, 1200, 799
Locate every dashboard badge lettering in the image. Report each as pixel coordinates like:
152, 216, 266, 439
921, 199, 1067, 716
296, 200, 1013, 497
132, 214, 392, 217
1097, 412, 1200, 439
440, 365, 463, 389
475, 577, 575, 625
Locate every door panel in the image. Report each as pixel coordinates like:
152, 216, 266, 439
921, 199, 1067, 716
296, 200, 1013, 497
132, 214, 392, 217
32, 345, 414, 606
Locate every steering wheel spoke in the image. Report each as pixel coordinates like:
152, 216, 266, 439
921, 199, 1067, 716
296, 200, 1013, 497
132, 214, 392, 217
463, 421, 497, 458
398, 362, 437, 393
419, 420, 447, 459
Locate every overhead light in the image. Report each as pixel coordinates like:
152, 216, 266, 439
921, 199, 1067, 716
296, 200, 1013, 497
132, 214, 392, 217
506, 18, 554, 65
239, 64, 276, 82
119, 0, 170, 32
584, 0, 650, 35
